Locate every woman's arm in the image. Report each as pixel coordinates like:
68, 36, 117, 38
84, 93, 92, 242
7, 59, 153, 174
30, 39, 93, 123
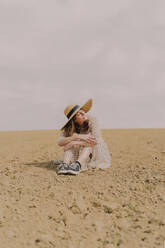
77, 133, 97, 144
58, 133, 78, 146
64, 140, 97, 152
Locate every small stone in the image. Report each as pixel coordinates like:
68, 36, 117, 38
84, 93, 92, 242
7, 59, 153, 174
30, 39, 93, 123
49, 192, 55, 199
70, 204, 81, 214
144, 229, 151, 233
93, 201, 101, 208
103, 202, 119, 214
103, 205, 113, 214
35, 239, 40, 243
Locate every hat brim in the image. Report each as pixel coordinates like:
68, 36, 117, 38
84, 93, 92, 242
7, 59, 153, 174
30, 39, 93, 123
60, 98, 93, 130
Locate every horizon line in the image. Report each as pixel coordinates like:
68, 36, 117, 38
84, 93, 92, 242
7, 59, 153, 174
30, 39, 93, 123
0, 127, 164, 132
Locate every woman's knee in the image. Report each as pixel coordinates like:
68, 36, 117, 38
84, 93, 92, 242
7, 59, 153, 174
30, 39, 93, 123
83, 146, 92, 152
63, 147, 74, 158
79, 146, 92, 156
63, 148, 74, 163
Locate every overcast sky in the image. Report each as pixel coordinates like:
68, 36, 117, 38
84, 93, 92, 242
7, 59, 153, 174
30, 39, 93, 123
0, 0, 164, 131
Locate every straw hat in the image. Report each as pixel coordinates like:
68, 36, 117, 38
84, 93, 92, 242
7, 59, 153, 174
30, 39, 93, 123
60, 98, 93, 130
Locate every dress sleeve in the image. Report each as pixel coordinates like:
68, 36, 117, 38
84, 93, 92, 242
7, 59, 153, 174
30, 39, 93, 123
90, 116, 102, 140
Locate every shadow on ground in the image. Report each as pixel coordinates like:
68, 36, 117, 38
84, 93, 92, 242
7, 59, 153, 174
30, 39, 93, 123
24, 160, 59, 173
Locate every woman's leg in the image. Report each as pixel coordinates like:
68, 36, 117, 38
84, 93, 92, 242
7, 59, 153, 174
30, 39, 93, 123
77, 146, 92, 169
58, 148, 75, 175
63, 148, 75, 165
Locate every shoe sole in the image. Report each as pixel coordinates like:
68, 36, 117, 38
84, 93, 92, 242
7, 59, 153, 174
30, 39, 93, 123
57, 170, 68, 175
67, 169, 80, 175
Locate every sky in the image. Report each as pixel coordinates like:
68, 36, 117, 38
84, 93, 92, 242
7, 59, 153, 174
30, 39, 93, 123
0, 0, 164, 130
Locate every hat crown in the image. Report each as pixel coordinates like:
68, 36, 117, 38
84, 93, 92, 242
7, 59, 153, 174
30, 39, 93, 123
64, 104, 79, 117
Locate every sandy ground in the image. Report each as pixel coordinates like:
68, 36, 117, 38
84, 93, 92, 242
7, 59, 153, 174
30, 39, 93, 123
0, 129, 164, 248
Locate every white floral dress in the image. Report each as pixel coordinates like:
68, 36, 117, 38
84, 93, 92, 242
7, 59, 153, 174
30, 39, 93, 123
56, 114, 111, 170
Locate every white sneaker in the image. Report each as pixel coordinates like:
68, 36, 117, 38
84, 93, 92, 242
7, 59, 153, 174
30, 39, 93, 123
67, 161, 81, 175
57, 162, 69, 175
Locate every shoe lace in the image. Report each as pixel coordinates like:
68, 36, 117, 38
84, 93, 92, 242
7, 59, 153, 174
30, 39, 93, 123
60, 162, 68, 169
70, 161, 81, 170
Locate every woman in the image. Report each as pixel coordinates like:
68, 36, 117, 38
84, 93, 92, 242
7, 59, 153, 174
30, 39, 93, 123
55, 98, 111, 175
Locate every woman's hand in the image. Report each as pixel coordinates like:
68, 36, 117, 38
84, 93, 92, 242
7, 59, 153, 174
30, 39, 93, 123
72, 132, 97, 144
78, 134, 97, 145
72, 133, 79, 141
64, 140, 82, 151
64, 142, 73, 151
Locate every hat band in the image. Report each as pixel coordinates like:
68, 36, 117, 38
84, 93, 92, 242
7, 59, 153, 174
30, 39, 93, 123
67, 105, 80, 119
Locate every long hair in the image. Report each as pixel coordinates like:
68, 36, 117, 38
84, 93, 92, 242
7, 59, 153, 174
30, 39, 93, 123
62, 114, 90, 137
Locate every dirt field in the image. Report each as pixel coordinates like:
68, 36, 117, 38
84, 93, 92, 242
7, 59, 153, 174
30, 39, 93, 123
0, 129, 164, 248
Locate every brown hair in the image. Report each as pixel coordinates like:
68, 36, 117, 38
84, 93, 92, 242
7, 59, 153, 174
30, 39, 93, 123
62, 114, 90, 137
